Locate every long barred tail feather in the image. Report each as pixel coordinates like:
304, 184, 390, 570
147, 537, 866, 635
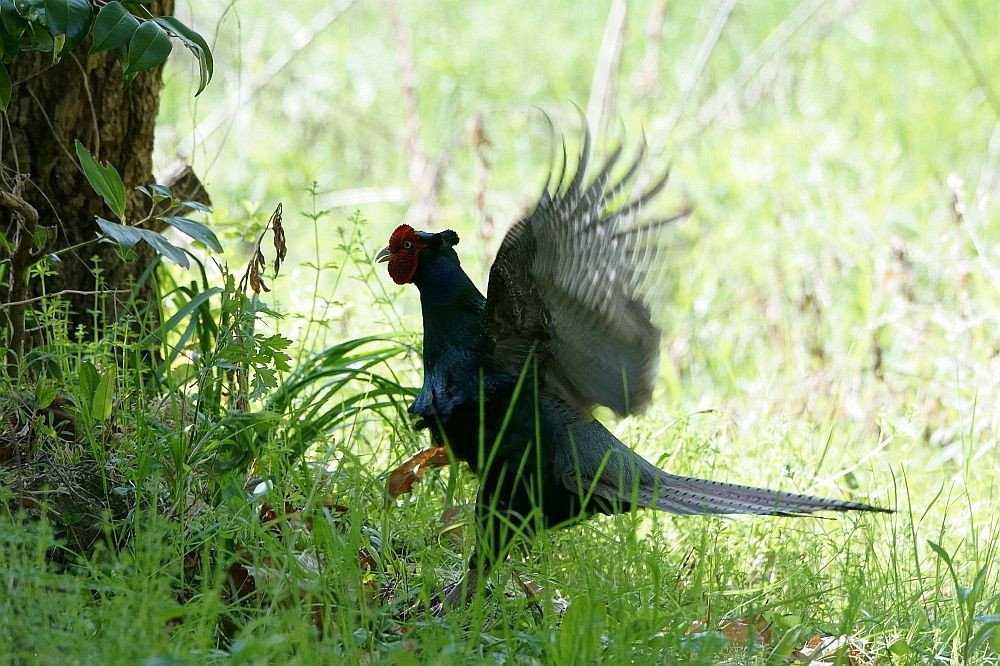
639, 472, 890, 517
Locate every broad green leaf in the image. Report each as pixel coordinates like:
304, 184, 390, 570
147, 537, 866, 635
92, 364, 116, 421
90, 1, 138, 54
160, 215, 222, 252
766, 626, 807, 666
179, 200, 210, 213
154, 15, 212, 94
43, 0, 91, 49
96, 217, 190, 268
96, 216, 142, 246
0, 64, 10, 110
2, 0, 28, 34
0, 20, 24, 60
25, 21, 52, 51
139, 286, 222, 346
141, 227, 188, 267
75, 141, 127, 221
33, 377, 56, 409
124, 20, 171, 78
13, 0, 44, 23
79, 360, 98, 414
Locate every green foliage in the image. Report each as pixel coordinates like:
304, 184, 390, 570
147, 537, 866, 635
154, 15, 212, 94
4, 0, 1000, 662
73, 141, 222, 268
89, 1, 137, 54
0, 0, 212, 109
43, 0, 92, 50
74, 139, 126, 221
123, 19, 170, 81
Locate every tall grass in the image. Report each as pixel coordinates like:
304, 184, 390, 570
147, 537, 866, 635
4, 0, 1000, 662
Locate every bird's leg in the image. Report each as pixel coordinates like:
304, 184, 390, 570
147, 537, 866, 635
437, 563, 483, 612
432, 492, 518, 615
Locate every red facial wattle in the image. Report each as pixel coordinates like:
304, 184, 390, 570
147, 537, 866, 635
384, 224, 425, 284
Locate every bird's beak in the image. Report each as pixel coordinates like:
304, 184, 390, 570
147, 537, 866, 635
375, 246, 391, 263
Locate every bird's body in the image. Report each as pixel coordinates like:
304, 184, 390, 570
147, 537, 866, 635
377, 133, 887, 603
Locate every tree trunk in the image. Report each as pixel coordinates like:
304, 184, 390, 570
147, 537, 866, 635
1, 0, 174, 350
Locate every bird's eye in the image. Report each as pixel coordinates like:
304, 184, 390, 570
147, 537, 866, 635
403, 241, 412, 249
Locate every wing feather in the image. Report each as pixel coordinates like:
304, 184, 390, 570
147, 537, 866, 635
485, 131, 689, 415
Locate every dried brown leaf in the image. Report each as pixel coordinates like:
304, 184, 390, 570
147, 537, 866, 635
225, 562, 256, 600
719, 617, 772, 645
238, 203, 283, 294
270, 203, 286, 274
439, 503, 474, 548
386, 447, 451, 498
793, 635, 875, 665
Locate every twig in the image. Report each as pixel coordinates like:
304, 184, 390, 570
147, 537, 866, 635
633, 0, 670, 95
0, 289, 130, 310
928, 0, 1000, 119
681, 0, 832, 144
385, 0, 439, 229
178, 1, 355, 158
469, 113, 494, 278
948, 174, 1000, 294
586, 0, 628, 135
655, 0, 736, 148
1, 187, 40, 365
318, 186, 409, 210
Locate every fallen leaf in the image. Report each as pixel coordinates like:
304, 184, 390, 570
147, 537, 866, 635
387, 447, 451, 498
439, 503, 474, 548
684, 620, 706, 636
793, 635, 875, 665
225, 562, 256, 601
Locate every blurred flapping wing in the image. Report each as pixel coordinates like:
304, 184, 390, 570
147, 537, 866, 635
485, 132, 690, 416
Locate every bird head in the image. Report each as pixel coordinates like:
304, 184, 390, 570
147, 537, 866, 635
376, 225, 461, 284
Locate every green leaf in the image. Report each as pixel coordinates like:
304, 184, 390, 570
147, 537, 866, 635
96, 217, 190, 268
25, 21, 52, 51
44, 0, 91, 49
766, 626, 807, 666
124, 19, 171, 78
79, 360, 99, 414
160, 216, 223, 252
13, 0, 45, 23
75, 140, 127, 222
92, 364, 116, 421
0, 18, 25, 60
179, 200, 210, 213
96, 216, 142, 247
0, 64, 10, 110
2, 0, 28, 34
90, 1, 138, 54
139, 286, 222, 346
33, 377, 56, 409
154, 15, 212, 94
141, 227, 189, 267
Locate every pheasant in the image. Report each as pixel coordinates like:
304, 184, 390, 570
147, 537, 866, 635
376, 133, 887, 607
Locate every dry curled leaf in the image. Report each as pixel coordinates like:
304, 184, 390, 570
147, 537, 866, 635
439, 503, 474, 548
270, 203, 286, 274
719, 617, 772, 645
386, 447, 451, 498
238, 203, 284, 294
793, 635, 875, 665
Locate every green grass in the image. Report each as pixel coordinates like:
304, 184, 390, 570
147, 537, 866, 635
4, 0, 1000, 663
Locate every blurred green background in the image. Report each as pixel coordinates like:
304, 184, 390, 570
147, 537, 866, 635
5, 1, 1000, 661
154, 0, 998, 508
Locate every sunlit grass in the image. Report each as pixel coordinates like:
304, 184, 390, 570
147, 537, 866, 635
3, 0, 1000, 662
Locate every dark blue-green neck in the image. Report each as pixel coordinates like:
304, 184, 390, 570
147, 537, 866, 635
413, 252, 488, 369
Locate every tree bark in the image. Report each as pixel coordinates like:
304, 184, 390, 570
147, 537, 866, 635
1, 0, 174, 349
